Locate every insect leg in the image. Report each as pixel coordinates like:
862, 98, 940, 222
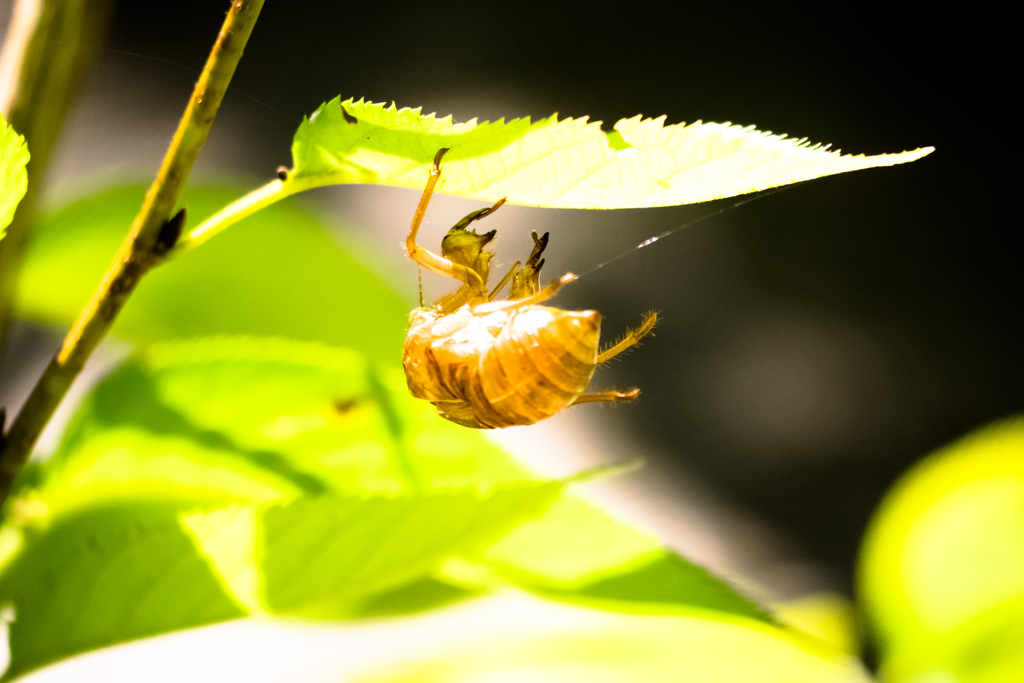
476, 272, 577, 312
452, 198, 506, 231
406, 148, 486, 290
597, 312, 658, 363
524, 272, 575, 304
571, 388, 641, 405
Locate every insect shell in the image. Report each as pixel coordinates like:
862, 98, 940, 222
403, 148, 656, 429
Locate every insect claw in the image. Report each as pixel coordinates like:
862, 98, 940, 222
432, 148, 450, 171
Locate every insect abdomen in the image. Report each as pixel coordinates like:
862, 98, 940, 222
403, 305, 601, 429
477, 308, 600, 427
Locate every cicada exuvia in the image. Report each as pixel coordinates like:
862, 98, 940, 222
403, 149, 656, 429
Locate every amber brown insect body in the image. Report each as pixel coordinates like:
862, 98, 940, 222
403, 149, 656, 429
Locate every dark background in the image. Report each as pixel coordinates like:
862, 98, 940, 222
12, 1, 1022, 597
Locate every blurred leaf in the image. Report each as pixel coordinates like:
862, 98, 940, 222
41, 337, 534, 512
288, 96, 933, 209
858, 417, 1024, 683
774, 593, 860, 655
255, 483, 562, 615
352, 596, 871, 683
0, 115, 29, 240
475, 495, 773, 624
3, 334, 566, 678
15, 184, 409, 363
0, 482, 561, 681
350, 576, 481, 618
4, 334, 780, 675
0, 499, 247, 682
41, 334, 774, 626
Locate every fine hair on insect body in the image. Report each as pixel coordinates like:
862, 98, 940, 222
402, 148, 657, 429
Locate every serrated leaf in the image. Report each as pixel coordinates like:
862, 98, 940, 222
288, 96, 932, 209
16, 184, 410, 363
0, 115, 29, 240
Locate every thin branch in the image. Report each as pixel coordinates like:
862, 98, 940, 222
175, 177, 289, 254
174, 169, 330, 254
0, 0, 266, 508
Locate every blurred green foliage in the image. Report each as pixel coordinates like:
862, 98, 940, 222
0, 115, 29, 241
15, 184, 410, 363
860, 418, 1024, 683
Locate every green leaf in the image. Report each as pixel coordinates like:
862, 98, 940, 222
7, 334, 777, 675
38, 333, 774, 621
15, 184, 410, 364
0, 499, 247, 682
352, 595, 871, 683
0, 115, 29, 240
256, 483, 562, 615
0, 483, 562, 681
288, 96, 933, 208
858, 417, 1024, 683
473, 494, 772, 624
178, 486, 565, 620
41, 337, 534, 512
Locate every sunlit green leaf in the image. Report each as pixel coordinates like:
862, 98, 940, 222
40, 337, 534, 513
473, 495, 772, 623
858, 417, 1024, 683
0, 115, 29, 240
257, 483, 561, 615
41, 334, 773, 620
352, 594, 870, 683
0, 482, 561, 681
15, 184, 409, 363
288, 96, 933, 209
0, 499, 247, 682
2, 335, 779, 676
62, 332, 770, 623
179, 485, 564, 620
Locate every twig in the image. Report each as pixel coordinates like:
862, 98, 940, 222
174, 169, 323, 254
175, 177, 288, 254
0, 0, 266, 508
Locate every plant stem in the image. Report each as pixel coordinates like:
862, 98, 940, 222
0, 0, 266, 508
174, 171, 329, 254
174, 177, 292, 255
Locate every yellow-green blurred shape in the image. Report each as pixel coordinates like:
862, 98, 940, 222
0, 114, 29, 239
859, 417, 1024, 683
775, 593, 860, 655
354, 603, 871, 683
